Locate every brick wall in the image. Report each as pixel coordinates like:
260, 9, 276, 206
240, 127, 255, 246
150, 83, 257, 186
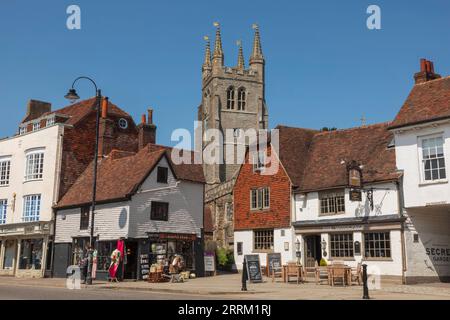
234, 146, 291, 230
58, 112, 138, 200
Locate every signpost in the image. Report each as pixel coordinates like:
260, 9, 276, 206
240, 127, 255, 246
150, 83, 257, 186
244, 254, 263, 283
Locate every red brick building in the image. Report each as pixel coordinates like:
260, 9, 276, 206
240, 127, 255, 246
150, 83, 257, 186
233, 126, 317, 268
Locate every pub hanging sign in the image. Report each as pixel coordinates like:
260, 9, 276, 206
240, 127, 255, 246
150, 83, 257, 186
347, 160, 363, 202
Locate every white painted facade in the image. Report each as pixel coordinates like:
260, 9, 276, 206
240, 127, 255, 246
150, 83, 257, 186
293, 182, 405, 279
0, 124, 64, 277
234, 227, 296, 270
392, 120, 450, 283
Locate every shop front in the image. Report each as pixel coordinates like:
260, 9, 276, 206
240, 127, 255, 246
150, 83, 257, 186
0, 221, 53, 278
137, 232, 201, 279
293, 215, 406, 281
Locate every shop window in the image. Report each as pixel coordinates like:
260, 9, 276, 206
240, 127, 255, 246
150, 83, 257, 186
96, 241, 115, 271
72, 237, 90, 266
364, 232, 391, 258
150, 201, 169, 221
80, 206, 90, 230
25, 150, 44, 181
330, 233, 354, 258
0, 158, 11, 186
23, 194, 41, 222
3, 240, 15, 269
237, 242, 243, 255
157, 166, 168, 184
420, 135, 446, 181
149, 239, 194, 270
320, 190, 345, 215
250, 187, 270, 210
0, 199, 7, 224
254, 229, 274, 251
19, 239, 43, 270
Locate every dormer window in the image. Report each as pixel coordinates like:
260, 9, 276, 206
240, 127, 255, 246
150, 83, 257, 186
237, 88, 246, 111
19, 127, 26, 135
226, 87, 235, 110
32, 122, 40, 131
46, 117, 55, 126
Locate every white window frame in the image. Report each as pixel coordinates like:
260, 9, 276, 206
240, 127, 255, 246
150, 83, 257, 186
319, 190, 345, 215
24, 149, 45, 181
418, 133, 447, 183
0, 199, 7, 224
23, 194, 41, 222
250, 187, 270, 210
32, 122, 40, 131
46, 116, 55, 126
252, 151, 266, 173
19, 127, 27, 135
0, 157, 11, 186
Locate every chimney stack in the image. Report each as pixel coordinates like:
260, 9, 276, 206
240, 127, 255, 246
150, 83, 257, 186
138, 108, 157, 149
101, 97, 108, 118
26, 100, 51, 120
414, 58, 441, 84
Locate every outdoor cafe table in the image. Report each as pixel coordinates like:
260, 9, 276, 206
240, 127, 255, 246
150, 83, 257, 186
326, 265, 352, 285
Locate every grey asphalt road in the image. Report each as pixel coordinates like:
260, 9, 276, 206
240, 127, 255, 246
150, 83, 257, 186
0, 284, 226, 300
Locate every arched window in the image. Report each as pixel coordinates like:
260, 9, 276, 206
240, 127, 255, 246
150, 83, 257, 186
237, 88, 246, 111
226, 87, 235, 110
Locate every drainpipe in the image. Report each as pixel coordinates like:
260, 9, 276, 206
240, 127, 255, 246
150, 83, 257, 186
396, 174, 407, 284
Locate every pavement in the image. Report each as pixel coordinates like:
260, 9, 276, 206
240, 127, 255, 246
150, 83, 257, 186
0, 273, 449, 300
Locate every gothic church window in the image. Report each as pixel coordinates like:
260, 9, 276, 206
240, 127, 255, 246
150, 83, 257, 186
237, 87, 246, 111
226, 87, 235, 109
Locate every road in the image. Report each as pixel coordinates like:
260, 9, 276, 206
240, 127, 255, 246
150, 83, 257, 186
0, 284, 225, 300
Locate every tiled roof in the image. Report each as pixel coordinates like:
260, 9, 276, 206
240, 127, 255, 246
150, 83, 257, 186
273, 123, 399, 192
22, 97, 133, 125
389, 76, 450, 129
299, 123, 399, 191
56, 144, 205, 208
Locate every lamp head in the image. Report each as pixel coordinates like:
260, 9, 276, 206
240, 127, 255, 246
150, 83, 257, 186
64, 88, 80, 103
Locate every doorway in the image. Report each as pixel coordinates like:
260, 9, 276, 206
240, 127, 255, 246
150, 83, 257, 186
124, 241, 138, 279
304, 235, 322, 267
3, 239, 16, 271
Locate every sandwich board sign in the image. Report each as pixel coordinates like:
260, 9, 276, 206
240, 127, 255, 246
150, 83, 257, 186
245, 254, 263, 283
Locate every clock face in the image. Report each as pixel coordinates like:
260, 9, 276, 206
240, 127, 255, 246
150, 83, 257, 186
118, 118, 128, 129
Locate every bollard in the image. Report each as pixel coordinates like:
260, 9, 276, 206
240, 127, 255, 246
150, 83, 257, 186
362, 264, 370, 299
241, 258, 248, 291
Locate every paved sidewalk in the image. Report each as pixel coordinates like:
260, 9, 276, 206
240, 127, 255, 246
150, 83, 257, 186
1, 274, 449, 300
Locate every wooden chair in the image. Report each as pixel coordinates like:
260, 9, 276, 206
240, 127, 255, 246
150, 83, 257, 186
303, 260, 317, 281
331, 266, 346, 286
285, 262, 301, 284
315, 266, 329, 285
271, 262, 283, 283
351, 262, 362, 285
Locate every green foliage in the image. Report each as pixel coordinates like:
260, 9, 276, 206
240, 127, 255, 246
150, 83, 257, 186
319, 258, 328, 266
216, 247, 234, 267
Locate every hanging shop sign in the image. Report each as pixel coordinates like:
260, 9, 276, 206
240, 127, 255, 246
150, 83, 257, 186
350, 189, 362, 202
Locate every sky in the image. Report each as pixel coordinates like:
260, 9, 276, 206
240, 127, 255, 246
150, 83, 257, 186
0, 0, 449, 148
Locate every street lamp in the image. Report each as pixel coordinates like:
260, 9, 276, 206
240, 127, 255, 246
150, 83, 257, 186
65, 76, 101, 285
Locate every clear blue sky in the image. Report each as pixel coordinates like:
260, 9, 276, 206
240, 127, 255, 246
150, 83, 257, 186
1, 0, 449, 148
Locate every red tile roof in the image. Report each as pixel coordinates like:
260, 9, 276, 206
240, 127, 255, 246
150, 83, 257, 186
389, 76, 450, 129
22, 97, 133, 126
56, 144, 205, 208
271, 123, 399, 192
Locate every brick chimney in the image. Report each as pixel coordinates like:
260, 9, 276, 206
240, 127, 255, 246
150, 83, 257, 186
98, 97, 115, 157
414, 58, 441, 84
138, 108, 157, 149
26, 99, 51, 119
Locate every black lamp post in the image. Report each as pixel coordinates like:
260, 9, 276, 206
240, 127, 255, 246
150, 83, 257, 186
65, 76, 101, 285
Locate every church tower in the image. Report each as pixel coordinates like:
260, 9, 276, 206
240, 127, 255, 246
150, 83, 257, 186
198, 23, 269, 186
199, 23, 269, 249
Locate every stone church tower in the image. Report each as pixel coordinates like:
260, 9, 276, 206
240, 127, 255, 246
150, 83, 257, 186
199, 24, 269, 250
